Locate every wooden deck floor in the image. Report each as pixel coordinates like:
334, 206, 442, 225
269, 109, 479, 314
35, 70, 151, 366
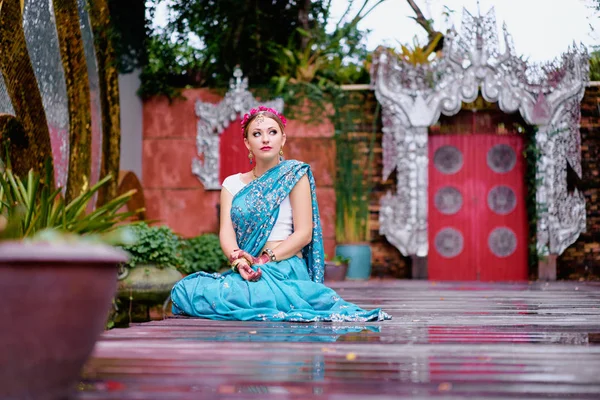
79, 281, 600, 399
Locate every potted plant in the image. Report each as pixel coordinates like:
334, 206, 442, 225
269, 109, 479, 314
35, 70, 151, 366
0, 162, 136, 400
179, 233, 229, 275
333, 93, 378, 280
115, 222, 184, 322
324, 254, 350, 282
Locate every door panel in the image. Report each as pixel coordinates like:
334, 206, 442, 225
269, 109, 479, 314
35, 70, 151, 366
428, 134, 528, 281
219, 118, 249, 184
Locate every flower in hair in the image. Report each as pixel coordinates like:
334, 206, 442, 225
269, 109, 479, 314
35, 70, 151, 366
240, 106, 287, 134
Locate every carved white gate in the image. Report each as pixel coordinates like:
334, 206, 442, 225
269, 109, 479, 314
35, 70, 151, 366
370, 8, 589, 279
192, 67, 284, 190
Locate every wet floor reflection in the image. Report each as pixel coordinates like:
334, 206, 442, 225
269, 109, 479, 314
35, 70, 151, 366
170, 323, 383, 343
79, 281, 600, 398
105, 321, 598, 346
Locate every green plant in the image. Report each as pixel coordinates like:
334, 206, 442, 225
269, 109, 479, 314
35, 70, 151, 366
118, 222, 185, 269
523, 125, 541, 276
390, 33, 443, 66
162, 0, 333, 87
0, 158, 137, 243
179, 233, 228, 274
139, 0, 380, 98
589, 48, 600, 81
137, 33, 204, 100
269, 1, 379, 94
325, 254, 350, 266
334, 93, 379, 243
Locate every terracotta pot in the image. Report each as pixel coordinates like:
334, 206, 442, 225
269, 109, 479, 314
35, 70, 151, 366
324, 261, 348, 282
0, 241, 127, 400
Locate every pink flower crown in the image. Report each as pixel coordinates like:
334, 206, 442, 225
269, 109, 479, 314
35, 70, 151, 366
240, 106, 287, 135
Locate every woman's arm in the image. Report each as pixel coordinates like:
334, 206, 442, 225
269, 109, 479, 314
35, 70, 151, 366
220, 188, 262, 281
219, 188, 241, 260
267, 174, 313, 261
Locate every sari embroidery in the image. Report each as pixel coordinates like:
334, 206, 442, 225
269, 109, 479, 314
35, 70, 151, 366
230, 160, 324, 283
170, 160, 391, 322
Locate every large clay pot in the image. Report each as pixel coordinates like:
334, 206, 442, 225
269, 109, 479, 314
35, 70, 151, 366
335, 243, 372, 280
117, 264, 183, 304
0, 241, 127, 400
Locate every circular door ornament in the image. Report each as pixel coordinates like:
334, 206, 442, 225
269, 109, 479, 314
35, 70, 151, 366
487, 144, 516, 173
434, 186, 463, 215
488, 227, 517, 257
434, 228, 464, 258
487, 185, 517, 215
434, 145, 463, 174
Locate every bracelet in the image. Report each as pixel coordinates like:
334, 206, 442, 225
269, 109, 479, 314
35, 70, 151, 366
257, 253, 270, 264
241, 254, 254, 266
231, 258, 245, 273
263, 247, 277, 262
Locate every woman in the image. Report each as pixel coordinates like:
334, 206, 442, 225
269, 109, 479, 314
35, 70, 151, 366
171, 106, 390, 322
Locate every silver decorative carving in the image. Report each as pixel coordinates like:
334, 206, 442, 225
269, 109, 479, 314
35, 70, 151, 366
535, 99, 587, 255
371, 6, 588, 257
193, 67, 284, 189
434, 228, 464, 258
487, 144, 516, 173
434, 186, 463, 215
23, 0, 70, 190
434, 146, 463, 174
488, 185, 517, 215
488, 227, 517, 257
0, 74, 14, 115
77, 0, 103, 196
378, 124, 429, 256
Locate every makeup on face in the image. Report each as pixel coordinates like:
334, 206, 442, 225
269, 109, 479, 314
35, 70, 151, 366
246, 117, 285, 155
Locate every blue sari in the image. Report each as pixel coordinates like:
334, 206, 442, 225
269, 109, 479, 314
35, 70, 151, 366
171, 160, 391, 322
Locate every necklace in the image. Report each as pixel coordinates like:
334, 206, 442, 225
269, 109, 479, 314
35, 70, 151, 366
252, 167, 259, 180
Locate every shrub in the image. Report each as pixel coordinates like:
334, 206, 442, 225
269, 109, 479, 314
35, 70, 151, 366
180, 233, 228, 274
119, 222, 185, 269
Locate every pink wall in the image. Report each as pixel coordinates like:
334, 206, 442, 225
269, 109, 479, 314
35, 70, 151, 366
142, 88, 336, 257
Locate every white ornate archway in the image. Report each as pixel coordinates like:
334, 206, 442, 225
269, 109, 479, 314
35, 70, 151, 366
370, 8, 588, 277
192, 67, 284, 189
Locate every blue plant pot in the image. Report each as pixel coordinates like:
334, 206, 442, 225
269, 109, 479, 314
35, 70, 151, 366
335, 244, 372, 280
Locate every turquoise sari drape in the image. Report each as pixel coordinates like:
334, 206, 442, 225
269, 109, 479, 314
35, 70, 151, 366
171, 160, 391, 322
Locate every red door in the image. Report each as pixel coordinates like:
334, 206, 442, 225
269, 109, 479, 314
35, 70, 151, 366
428, 134, 528, 281
219, 118, 250, 184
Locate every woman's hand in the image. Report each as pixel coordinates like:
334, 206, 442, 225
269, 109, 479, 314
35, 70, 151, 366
237, 260, 262, 282
228, 249, 244, 263
231, 250, 269, 265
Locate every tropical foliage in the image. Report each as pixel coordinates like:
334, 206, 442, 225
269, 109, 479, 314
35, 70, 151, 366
392, 32, 443, 65
137, 0, 382, 97
589, 48, 600, 81
137, 33, 205, 99
334, 94, 379, 244
0, 157, 136, 243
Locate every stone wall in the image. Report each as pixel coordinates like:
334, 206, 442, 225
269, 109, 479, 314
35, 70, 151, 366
141, 88, 337, 258
142, 89, 222, 238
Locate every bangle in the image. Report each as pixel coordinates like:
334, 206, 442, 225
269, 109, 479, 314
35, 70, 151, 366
231, 258, 245, 273
241, 254, 254, 266
263, 247, 277, 262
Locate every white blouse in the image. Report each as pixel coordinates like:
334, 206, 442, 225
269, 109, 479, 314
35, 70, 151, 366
221, 173, 293, 241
